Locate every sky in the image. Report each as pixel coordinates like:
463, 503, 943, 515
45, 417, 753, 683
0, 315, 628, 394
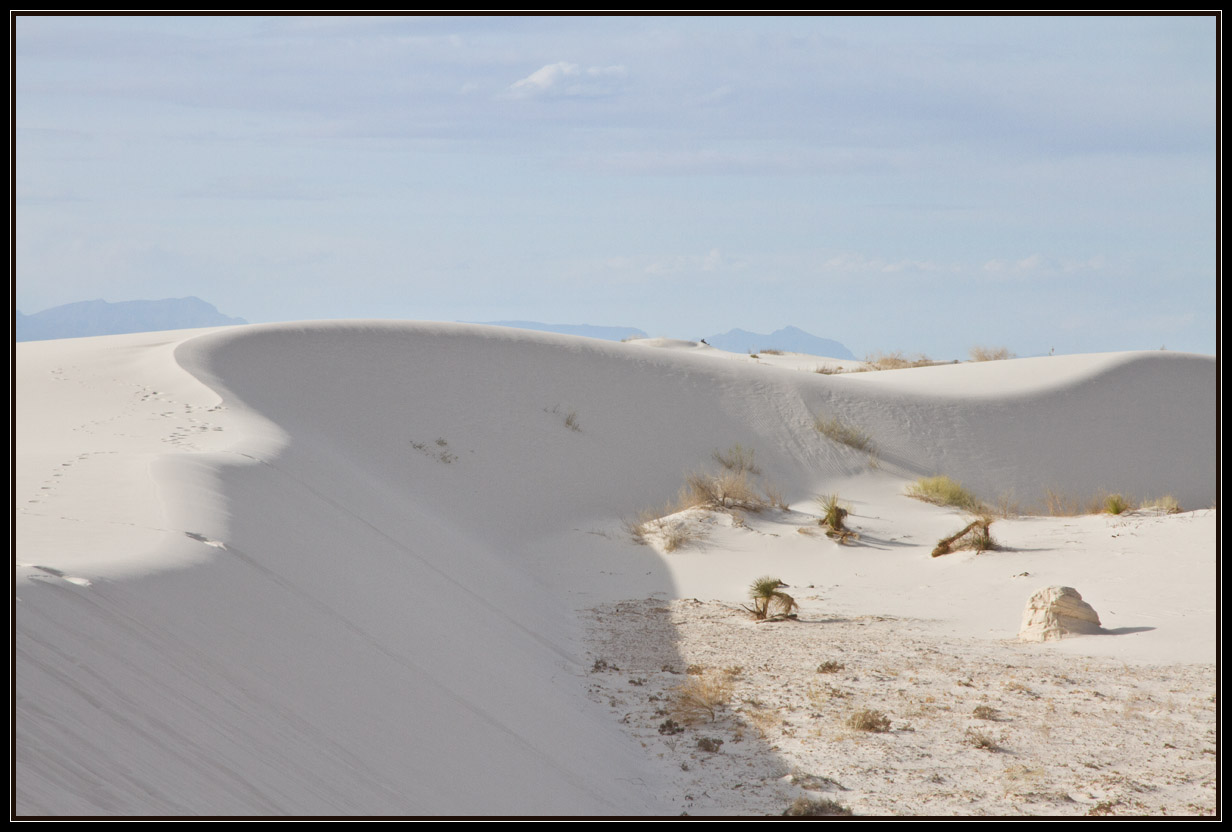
14, 15, 1218, 357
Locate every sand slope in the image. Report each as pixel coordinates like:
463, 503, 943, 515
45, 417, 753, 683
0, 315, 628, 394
14, 322, 1217, 815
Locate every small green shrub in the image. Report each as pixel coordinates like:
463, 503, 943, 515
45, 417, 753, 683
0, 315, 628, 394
908, 475, 985, 512
745, 576, 798, 620
1103, 493, 1131, 515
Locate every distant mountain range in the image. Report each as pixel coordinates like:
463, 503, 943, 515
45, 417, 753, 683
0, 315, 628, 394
15, 297, 248, 342
472, 320, 649, 342
701, 326, 856, 359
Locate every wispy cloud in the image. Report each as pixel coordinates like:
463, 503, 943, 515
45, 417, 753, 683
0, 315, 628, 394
505, 62, 627, 99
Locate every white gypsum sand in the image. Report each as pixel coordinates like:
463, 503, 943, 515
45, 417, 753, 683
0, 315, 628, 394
14, 322, 1216, 815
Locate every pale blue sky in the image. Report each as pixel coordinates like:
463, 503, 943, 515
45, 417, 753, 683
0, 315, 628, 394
15, 15, 1217, 356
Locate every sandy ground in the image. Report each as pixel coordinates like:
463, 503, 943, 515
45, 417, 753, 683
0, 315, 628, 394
584, 595, 1215, 816
14, 322, 1218, 816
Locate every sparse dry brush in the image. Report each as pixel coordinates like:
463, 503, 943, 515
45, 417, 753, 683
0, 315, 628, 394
817, 493, 859, 544
859, 350, 942, 371
969, 345, 1015, 362
783, 797, 854, 816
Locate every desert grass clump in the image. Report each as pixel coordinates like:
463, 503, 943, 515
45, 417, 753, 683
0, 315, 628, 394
783, 797, 853, 817
744, 575, 799, 621
1103, 493, 1131, 515
1043, 489, 1107, 516
760, 348, 785, 355
816, 660, 845, 674
908, 475, 985, 513
671, 674, 733, 725
931, 515, 996, 557
1142, 494, 1182, 514
564, 410, 581, 431
972, 705, 999, 721
969, 345, 1015, 362
680, 469, 768, 512
814, 413, 872, 451
847, 708, 891, 733
711, 443, 760, 475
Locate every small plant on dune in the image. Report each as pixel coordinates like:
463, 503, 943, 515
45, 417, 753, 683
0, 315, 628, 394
680, 470, 769, 512
743, 575, 799, 621
858, 350, 940, 371
816, 660, 845, 674
907, 475, 985, 513
816, 493, 859, 543
972, 705, 999, 720
671, 674, 733, 725
564, 410, 581, 431
1142, 495, 1182, 514
760, 348, 785, 355
1043, 489, 1107, 516
783, 797, 854, 817
711, 443, 760, 475
847, 708, 891, 733
969, 345, 1015, 362
931, 515, 997, 557
964, 728, 1000, 751
814, 413, 872, 451
1103, 493, 1131, 515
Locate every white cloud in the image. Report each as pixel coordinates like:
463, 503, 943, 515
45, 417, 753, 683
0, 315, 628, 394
506, 61, 627, 99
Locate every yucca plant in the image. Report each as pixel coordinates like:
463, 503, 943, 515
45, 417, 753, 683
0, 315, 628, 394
744, 575, 798, 620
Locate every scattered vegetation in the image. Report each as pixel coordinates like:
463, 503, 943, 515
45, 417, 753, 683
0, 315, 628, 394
1042, 489, 1108, 516
972, 705, 999, 721
847, 708, 892, 733
1103, 493, 1131, 515
671, 674, 733, 724
744, 575, 799, 621
907, 475, 985, 513
410, 439, 457, 464
814, 413, 872, 451
760, 348, 785, 355
816, 660, 845, 674
696, 736, 724, 753
782, 797, 854, 817
680, 470, 769, 512
969, 345, 1015, 362
564, 410, 581, 432
858, 350, 942, 371
931, 515, 997, 557
813, 365, 846, 375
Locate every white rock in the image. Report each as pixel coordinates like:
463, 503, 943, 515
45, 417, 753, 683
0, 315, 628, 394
1018, 586, 1102, 642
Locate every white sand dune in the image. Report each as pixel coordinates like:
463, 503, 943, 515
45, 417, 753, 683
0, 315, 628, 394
14, 322, 1216, 815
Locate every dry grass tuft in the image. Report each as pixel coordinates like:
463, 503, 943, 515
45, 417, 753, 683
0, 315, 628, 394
908, 476, 985, 513
1141, 494, 1182, 514
680, 469, 769, 512
1103, 493, 1131, 515
671, 674, 733, 725
847, 708, 891, 733
969, 345, 1015, 362
816, 660, 845, 674
972, 705, 999, 720
1043, 489, 1108, 516
814, 414, 872, 451
760, 348, 785, 355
